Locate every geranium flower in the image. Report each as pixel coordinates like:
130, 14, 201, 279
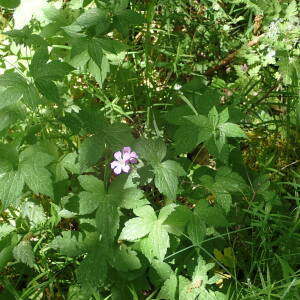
110, 146, 138, 175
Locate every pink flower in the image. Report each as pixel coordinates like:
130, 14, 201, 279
110, 147, 138, 175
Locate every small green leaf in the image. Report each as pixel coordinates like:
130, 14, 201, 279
97, 38, 128, 54
60, 152, 80, 175
0, 234, 18, 270
120, 187, 146, 209
285, 0, 297, 20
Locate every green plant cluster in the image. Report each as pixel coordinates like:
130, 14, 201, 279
0, 0, 299, 299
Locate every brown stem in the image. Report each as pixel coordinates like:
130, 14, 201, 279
204, 34, 264, 77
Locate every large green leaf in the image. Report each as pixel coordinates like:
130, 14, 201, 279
77, 245, 107, 293
95, 197, 119, 244
148, 222, 170, 261
88, 58, 110, 87
33, 61, 74, 81
174, 115, 211, 154
114, 9, 146, 37
50, 231, 87, 257
78, 134, 105, 172
154, 160, 186, 201
120, 205, 175, 261
0, 73, 42, 109
88, 39, 104, 69
119, 205, 156, 241
135, 138, 166, 164
194, 201, 228, 228
104, 123, 134, 151
187, 214, 206, 245
13, 241, 35, 268
0, 143, 19, 172
157, 274, 177, 300
0, 224, 16, 241
109, 245, 141, 272
0, 234, 18, 270
78, 175, 105, 215
0, 0, 20, 8
0, 87, 23, 110
75, 8, 106, 28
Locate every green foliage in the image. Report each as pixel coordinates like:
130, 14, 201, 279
0, 0, 299, 299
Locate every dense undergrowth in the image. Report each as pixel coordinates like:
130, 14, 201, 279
0, 0, 299, 299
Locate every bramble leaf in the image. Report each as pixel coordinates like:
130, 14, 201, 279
13, 241, 35, 268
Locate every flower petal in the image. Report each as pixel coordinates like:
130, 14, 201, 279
130, 151, 138, 159
123, 152, 131, 162
122, 164, 130, 173
113, 165, 122, 175
114, 151, 122, 160
110, 161, 119, 169
122, 146, 131, 153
